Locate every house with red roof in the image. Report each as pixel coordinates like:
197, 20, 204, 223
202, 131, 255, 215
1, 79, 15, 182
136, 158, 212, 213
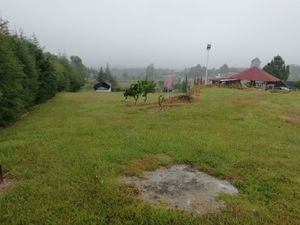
211, 67, 284, 89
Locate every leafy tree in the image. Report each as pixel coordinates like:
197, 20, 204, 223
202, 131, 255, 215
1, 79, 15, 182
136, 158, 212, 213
189, 64, 202, 77
251, 57, 261, 68
157, 80, 164, 90
48, 55, 72, 92
173, 82, 183, 91
219, 64, 230, 74
71, 56, 88, 80
158, 95, 164, 111
124, 79, 156, 105
138, 79, 156, 102
295, 81, 300, 89
69, 56, 86, 92
57, 56, 72, 91
263, 55, 290, 81
124, 83, 142, 105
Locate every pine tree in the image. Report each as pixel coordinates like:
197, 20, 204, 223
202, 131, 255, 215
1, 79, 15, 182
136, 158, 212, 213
106, 64, 118, 91
97, 67, 105, 83
0, 17, 88, 126
10, 36, 38, 107
263, 56, 289, 81
0, 18, 9, 35
0, 34, 25, 125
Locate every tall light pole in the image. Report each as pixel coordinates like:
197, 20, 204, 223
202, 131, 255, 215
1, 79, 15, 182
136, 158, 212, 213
205, 44, 211, 86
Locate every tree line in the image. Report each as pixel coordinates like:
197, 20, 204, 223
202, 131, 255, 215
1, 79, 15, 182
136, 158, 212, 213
188, 56, 290, 81
0, 18, 88, 126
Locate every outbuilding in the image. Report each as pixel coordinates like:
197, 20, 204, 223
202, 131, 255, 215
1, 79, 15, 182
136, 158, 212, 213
93, 82, 111, 92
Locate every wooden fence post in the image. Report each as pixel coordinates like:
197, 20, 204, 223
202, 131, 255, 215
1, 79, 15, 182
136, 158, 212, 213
0, 165, 3, 184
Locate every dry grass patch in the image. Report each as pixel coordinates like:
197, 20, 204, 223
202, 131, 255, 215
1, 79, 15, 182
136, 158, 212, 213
282, 112, 300, 127
231, 98, 263, 106
124, 153, 173, 177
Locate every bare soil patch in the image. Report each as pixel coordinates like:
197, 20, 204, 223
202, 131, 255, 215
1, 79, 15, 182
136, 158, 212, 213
146, 95, 198, 112
124, 165, 238, 215
0, 173, 15, 192
164, 95, 193, 105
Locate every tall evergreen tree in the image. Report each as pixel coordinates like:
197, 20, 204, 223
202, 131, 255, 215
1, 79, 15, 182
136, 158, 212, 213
10, 36, 38, 107
0, 17, 88, 126
0, 34, 25, 125
97, 64, 118, 91
0, 18, 9, 35
104, 64, 112, 81
106, 64, 118, 91
37, 54, 57, 102
97, 67, 105, 83
70, 56, 86, 91
26, 41, 57, 103
263, 55, 289, 81
48, 55, 71, 92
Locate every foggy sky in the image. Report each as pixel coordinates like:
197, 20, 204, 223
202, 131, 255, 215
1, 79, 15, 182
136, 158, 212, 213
1, 0, 300, 69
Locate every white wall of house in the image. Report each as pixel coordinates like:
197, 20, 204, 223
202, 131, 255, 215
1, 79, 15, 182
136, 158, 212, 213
95, 87, 111, 92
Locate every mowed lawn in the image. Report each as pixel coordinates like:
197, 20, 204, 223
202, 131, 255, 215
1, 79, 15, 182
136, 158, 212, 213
0, 88, 300, 225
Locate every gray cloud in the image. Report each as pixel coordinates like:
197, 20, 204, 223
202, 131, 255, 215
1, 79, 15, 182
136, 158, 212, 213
1, 0, 300, 69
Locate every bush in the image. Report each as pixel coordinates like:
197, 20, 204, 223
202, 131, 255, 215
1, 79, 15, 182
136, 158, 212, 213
123, 79, 156, 105
295, 81, 300, 89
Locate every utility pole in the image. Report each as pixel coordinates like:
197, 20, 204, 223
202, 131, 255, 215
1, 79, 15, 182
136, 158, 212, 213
0, 165, 3, 184
185, 72, 188, 95
205, 44, 212, 86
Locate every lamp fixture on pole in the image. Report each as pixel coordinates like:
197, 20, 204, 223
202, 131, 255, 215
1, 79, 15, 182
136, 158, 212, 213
205, 44, 212, 86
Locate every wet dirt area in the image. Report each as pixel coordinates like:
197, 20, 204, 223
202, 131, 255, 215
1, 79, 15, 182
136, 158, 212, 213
124, 165, 238, 214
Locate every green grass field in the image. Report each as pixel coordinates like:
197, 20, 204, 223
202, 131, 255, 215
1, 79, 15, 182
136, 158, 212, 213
0, 88, 300, 225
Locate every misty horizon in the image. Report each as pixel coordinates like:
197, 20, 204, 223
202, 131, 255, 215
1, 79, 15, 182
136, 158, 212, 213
1, 0, 300, 69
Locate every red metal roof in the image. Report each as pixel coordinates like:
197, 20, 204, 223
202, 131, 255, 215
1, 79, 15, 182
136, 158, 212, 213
230, 67, 280, 82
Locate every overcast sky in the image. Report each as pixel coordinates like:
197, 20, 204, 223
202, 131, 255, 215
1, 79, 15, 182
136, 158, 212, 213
1, 0, 300, 69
